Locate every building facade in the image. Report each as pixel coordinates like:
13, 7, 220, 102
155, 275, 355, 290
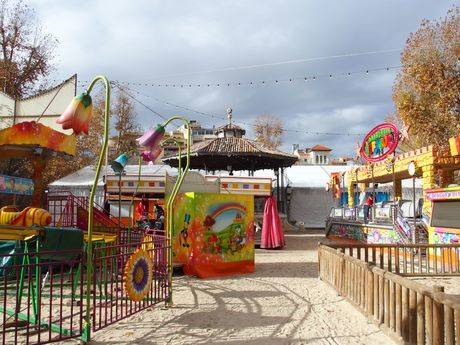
292, 144, 332, 165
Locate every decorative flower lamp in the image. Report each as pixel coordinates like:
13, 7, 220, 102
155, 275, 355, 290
137, 124, 165, 148
56, 75, 111, 342
137, 118, 192, 306
110, 153, 129, 225
110, 153, 129, 175
140, 147, 162, 163
56, 93, 93, 135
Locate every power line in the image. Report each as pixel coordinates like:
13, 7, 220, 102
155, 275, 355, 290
124, 86, 364, 137
112, 82, 168, 121
113, 82, 185, 131
144, 48, 402, 77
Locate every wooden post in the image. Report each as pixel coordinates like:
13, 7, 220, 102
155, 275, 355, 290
454, 309, 460, 345
367, 269, 373, 316
425, 294, 433, 345
280, 167, 285, 213
444, 305, 454, 345
417, 292, 425, 345
432, 286, 444, 345
396, 283, 402, 336
402, 286, 410, 342
384, 278, 390, 327
379, 274, 384, 324
390, 281, 395, 331
388, 247, 393, 272
373, 270, 379, 321
410, 289, 417, 344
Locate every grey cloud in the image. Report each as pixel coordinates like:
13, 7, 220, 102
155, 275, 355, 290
32, 0, 455, 157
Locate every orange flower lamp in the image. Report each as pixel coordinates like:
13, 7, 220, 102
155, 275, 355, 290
56, 93, 93, 135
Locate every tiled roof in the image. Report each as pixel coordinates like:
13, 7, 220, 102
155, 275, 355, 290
310, 144, 332, 151
214, 123, 246, 134
187, 137, 297, 158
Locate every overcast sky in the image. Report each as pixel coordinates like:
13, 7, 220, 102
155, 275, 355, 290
32, 1, 455, 156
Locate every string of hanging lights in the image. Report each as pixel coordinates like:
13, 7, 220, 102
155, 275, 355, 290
113, 83, 365, 137
73, 65, 400, 89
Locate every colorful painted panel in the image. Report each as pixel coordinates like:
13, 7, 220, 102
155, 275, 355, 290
429, 229, 459, 244
367, 227, 400, 244
172, 192, 254, 278
0, 174, 34, 195
328, 222, 404, 244
328, 223, 367, 242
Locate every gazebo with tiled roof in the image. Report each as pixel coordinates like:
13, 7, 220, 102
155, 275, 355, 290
162, 108, 297, 210
162, 109, 297, 173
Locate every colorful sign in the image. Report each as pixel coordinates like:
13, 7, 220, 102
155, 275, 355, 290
426, 186, 460, 245
360, 123, 399, 163
426, 189, 460, 201
172, 192, 254, 278
0, 174, 34, 195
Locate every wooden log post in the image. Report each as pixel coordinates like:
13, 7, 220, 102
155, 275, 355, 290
425, 293, 433, 345
367, 268, 373, 316
432, 286, 444, 345
385, 278, 390, 327
401, 286, 409, 342
373, 270, 379, 321
444, 305, 454, 345
379, 274, 384, 325
396, 283, 402, 337
361, 266, 365, 309
409, 289, 417, 344
454, 309, 460, 345
390, 281, 396, 331
417, 292, 425, 345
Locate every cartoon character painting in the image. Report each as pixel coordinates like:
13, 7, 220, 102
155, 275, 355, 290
179, 213, 191, 248
172, 193, 254, 278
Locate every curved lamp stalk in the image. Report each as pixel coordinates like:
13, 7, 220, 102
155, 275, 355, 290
84, 75, 111, 341
130, 154, 142, 228
163, 116, 190, 305
161, 137, 183, 178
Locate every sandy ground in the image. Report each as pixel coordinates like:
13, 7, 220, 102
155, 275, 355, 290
87, 230, 393, 345
409, 276, 460, 294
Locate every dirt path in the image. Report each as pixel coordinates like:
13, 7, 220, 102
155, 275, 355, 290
90, 231, 393, 344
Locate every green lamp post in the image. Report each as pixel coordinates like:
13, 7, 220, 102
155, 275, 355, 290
58, 74, 190, 339
57, 75, 110, 341
137, 117, 191, 305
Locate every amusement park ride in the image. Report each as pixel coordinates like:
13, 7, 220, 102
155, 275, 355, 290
0, 75, 188, 343
326, 123, 460, 248
0, 75, 281, 344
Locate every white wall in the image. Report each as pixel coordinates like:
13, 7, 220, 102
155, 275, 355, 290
0, 75, 76, 134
